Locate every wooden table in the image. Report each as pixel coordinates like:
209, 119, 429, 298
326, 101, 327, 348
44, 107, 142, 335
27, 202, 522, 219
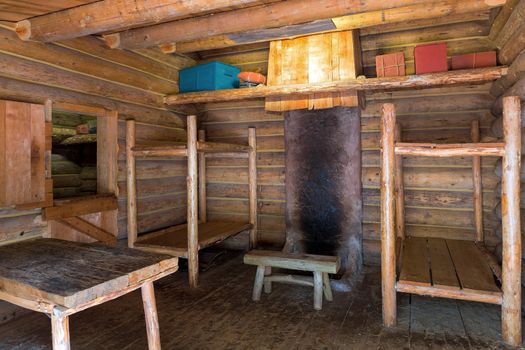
0, 238, 178, 350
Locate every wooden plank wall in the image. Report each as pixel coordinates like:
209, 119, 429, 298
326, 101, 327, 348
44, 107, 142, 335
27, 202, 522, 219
0, 23, 192, 246
196, 10, 500, 260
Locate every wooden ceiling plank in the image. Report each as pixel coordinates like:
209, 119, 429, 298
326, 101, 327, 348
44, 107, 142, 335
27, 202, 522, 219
15, 0, 265, 42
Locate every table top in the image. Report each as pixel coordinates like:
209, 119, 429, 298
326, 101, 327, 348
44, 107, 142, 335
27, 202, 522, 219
0, 239, 178, 308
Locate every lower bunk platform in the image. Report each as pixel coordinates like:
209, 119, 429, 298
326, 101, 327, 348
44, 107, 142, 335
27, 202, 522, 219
396, 237, 502, 304
134, 221, 253, 258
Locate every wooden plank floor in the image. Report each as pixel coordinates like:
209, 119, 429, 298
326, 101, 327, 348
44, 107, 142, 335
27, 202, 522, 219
0, 252, 520, 349
399, 237, 501, 293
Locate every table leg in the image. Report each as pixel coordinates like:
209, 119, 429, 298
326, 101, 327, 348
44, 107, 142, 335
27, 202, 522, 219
253, 265, 266, 301
51, 307, 70, 350
142, 282, 161, 350
313, 271, 323, 310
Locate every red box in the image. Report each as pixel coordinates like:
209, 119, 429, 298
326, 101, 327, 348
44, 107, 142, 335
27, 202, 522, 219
451, 51, 497, 70
414, 43, 448, 74
376, 53, 406, 77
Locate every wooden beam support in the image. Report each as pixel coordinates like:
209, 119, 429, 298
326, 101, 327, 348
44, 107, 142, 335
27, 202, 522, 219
471, 120, 484, 242
197, 141, 252, 153
394, 124, 405, 239
396, 282, 502, 304
248, 127, 258, 249
177, 0, 506, 53
198, 130, 207, 224
132, 146, 188, 158
59, 217, 118, 246
141, 282, 161, 350
165, 67, 508, 106
501, 96, 522, 347
126, 120, 138, 248
394, 142, 505, 157
187, 115, 199, 288
15, 0, 263, 42
105, 0, 504, 50
381, 103, 397, 327
44, 194, 118, 221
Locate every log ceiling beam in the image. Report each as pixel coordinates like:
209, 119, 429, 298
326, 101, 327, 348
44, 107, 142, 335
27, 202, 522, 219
15, 0, 266, 42
103, 0, 506, 51
164, 67, 508, 106
176, 0, 501, 54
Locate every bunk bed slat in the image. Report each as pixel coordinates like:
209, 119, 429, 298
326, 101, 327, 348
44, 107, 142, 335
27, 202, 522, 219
427, 238, 460, 290
446, 239, 500, 293
399, 237, 431, 286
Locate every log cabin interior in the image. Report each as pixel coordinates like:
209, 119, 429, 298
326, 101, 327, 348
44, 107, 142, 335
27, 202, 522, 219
0, 0, 524, 349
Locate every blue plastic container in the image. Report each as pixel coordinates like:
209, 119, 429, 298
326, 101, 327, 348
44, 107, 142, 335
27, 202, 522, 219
179, 61, 240, 92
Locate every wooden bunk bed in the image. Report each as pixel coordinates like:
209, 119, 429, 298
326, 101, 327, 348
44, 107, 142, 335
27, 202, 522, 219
380, 96, 522, 346
126, 115, 258, 288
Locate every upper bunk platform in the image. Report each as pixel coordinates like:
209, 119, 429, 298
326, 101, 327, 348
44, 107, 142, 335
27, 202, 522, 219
134, 221, 254, 258
164, 67, 508, 106
397, 237, 502, 305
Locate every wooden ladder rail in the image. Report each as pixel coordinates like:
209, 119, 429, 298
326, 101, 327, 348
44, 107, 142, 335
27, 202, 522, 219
127, 116, 257, 288
380, 97, 522, 346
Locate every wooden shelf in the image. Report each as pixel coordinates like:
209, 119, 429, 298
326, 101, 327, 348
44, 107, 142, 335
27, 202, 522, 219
397, 237, 502, 304
165, 67, 508, 105
395, 142, 505, 157
134, 221, 253, 258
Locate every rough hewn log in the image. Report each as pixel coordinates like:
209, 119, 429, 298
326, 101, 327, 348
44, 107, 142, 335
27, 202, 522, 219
187, 115, 199, 288
104, 0, 502, 50
499, 26, 525, 65
472, 120, 484, 242
493, 79, 525, 116
175, 0, 504, 53
380, 103, 397, 327
395, 142, 505, 157
501, 96, 522, 347
490, 51, 525, 98
15, 0, 263, 42
126, 120, 137, 248
494, 0, 525, 48
165, 67, 508, 106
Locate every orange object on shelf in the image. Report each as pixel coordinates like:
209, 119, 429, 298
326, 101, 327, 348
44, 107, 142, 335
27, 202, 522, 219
238, 72, 266, 84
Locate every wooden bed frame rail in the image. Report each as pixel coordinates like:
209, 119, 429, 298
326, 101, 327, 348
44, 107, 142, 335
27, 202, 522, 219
380, 96, 522, 346
126, 116, 258, 288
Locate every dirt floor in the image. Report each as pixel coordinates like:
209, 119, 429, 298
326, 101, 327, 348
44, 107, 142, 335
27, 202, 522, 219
0, 251, 523, 349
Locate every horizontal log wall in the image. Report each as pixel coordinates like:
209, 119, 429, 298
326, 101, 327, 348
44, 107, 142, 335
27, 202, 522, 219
0, 22, 191, 245
197, 12, 499, 260
117, 121, 187, 239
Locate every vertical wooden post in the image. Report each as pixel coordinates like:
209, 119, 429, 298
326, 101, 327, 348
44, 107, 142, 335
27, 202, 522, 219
198, 130, 207, 223
501, 96, 522, 347
252, 265, 265, 301
394, 124, 405, 239
471, 120, 484, 242
51, 307, 70, 350
99, 110, 119, 237
381, 103, 397, 327
141, 282, 161, 350
187, 115, 199, 288
126, 120, 137, 248
248, 127, 258, 249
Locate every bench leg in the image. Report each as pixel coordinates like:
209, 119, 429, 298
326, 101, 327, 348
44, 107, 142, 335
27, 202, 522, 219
51, 308, 70, 350
313, 271, 323, 310
253, 265, 266, 301
322, 273, 333, 302
142, 282, 161, 350
264, 266, 272, 294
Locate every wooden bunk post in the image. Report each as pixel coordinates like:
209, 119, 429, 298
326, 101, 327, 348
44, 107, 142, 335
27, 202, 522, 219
501, 96, 522, 347
381, 103, 397, 327
126, 119, 137, 248
51, 307, 70, 350
471, 120, 483, 242
394, 124, 405, 239
187, 115, 199, 288
141, 282, 161, 350
198, 130, 207, 223
248, 127, 258, 249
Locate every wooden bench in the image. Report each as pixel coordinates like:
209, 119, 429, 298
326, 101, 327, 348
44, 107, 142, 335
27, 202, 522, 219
244, 250, 340, 310
0, 239, 178, 350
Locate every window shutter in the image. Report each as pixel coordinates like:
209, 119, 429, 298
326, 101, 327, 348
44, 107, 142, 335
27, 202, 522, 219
0, 100, 47, 207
